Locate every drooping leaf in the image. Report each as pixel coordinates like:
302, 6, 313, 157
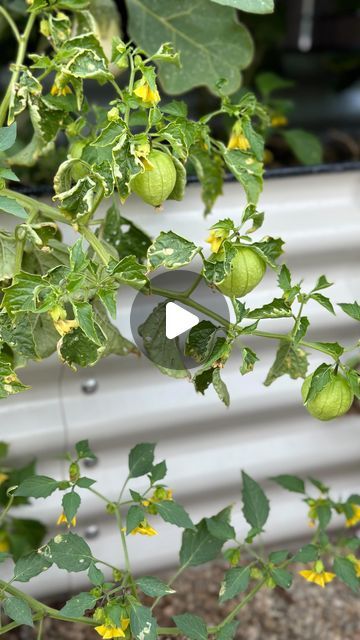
180, 519, 225, 567
130, 604, 157, 640
282, 129, 322, 166
223, 149, 263, 204
338, 302, 360, 322
271, 474, 305, 494
15, 475, 60, 499
13, 551, 52, 582
333, 556, 359, 594
0, 195, 27, 219
0, 123, 17, 151
47, 532, 93, 572
241, 471, 269, 536
264, 340, 308, 386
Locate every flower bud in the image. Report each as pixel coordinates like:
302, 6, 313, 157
69, 462, 80, 483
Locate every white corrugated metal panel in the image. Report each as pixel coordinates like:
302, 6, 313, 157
0, 171, 359, 596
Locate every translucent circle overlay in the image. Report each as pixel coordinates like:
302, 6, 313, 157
130, 269, 230, 371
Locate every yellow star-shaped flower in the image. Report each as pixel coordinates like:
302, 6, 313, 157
299, 562, 335, 588
134, 80, 160, 107
345, 504, 360, 527
206, 229, 228, 254
56, 512, 77, 527
130, 520, 158, 536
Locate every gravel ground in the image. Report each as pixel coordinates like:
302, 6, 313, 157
5, 562, 360, 640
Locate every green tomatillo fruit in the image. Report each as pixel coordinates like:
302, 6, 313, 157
131, 149, 176, 207
301, 372, 354, 421
217, 246, 266, 297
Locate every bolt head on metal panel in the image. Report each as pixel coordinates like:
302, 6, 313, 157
81, 378, 98, 394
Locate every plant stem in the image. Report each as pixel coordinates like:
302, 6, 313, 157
216, 579, 266, 631
88, 486, 112, 505
0, 7, 20, 43
115, 507, 137, 595
0, 10, 37, 127
0, 188, 68, 224
151, 286, 231, 329
0, 494, 15, 526
80, 225, 111, 266
124, 54, 135, 126
37, 616, 44, 640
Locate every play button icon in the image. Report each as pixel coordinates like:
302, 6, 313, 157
130, 268, 230, 371
165, 302, 199, 339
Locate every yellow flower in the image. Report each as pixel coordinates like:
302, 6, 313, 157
206, 229, 228, 254
142, 487, 173, 507
271, 115, 288, 127
0, 538, 10, 553
130, 520, 158, 536
227, 121, 250, 151
134, 80, 160, 106
95, 618, 130, 639
0, 472, 8, 486
50, 83, 72, 97
299, 561, 335, 588
57, 513, 76, 527
345, 504, 360, 527
50, 305, 78, 336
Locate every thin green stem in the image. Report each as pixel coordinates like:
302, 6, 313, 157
182, 273, 203, 297
80, 225, 111, 266
0, 10, 37, 127
36, 616, 44, 640
0, 494, 15, 526
124, 54, 135, 126
110, 78, 124, 100
216, 579, 266, 631
115, 507, 137, 595
0, 188, 69, 224
88, 486, 113, 505
0, 7, 20, 43
151, 286, 231, 329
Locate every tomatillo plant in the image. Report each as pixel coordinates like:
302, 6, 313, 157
0, 1, 359, 415
0, 440, 360, 637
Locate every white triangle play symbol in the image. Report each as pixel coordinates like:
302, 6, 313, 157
165, 302, 199, 340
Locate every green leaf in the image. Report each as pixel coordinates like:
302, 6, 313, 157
264, 340, 308, 386
2, 272, 46, 316
255, 71, 293, 98
102, 204, 151, 262
59, 327, 101, 368
190, 148, 224, 215
240, 347, 258, 375
205, 513, 236, 541
75, 440, 96, 460
219, 566, 251, 602
251, 237, 284, 268
48, 532, 93, 572
345, 369, 360, 399
333, 556, 359, 593
130, 604, 157, 640
92, 300, 138, 358
0, 195, 27, 219
60, 592, 97, 617
311, 274, 333, 292
156, 500, 195, 530
169, 156, 187, 201
126, 0, 254, 95
294, 317, 310, 343
308, 342, 343, 360
282, 129, 322, 166
126, 505, 146, 534
15, 475, 59, 499
292, 544, 318, 563
270, 568, 292, 589
0, 356, 29, 398
247, 298, 292, 319
147, 231, 200, 271
110, 255, 148, 290
180, 519, 225, 567
338, 302, 360, 322
149, 460, 167, 483
76, 477, 96, 489
311, 293, 335, 315
278, 264, 292, 292
72, 301, 103, 346
3, 596, 33, 627
203, 241, 236, 286
271, 474, 305, 494
212, 367, 230, 407
173, 613, 208, 640
216, 621, 239, 640
88, 563, 105, 586
138, 302, 189, 379
0, 123, 17, 151
129, 443, 155, 478
62, 491, 81, 523
269, 550, 289, 564
223, 149, 263, 204
303, 364, 333, 403
13, 551, 52, 582
241, 471, 269, 535
316, 504, 331, 530
185, 321, 219, 364
136, 576, 175, 597
0, 231, 16, 281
